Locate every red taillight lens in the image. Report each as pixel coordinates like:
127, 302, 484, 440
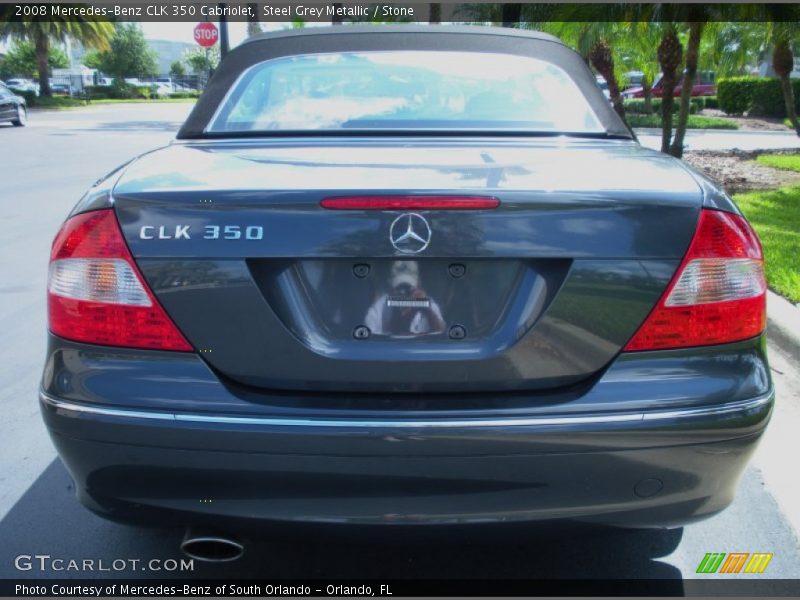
320, 196, 501, 210
47, 210, 192, 351
624, 209, 766, 352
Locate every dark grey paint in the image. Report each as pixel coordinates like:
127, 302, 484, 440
139, 257, 675, 392
108, 138, 702, 392
42, 334, 771, 422
40, 332, 773, 528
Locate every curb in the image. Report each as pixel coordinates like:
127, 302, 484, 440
767, 291, 800, 358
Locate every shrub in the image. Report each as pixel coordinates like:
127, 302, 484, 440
168, 91, 200, 99
704, 96, 719, 109
107, 79, 152, 99
626, 114, 738, 129
624, 99, 652, 114
717, 77, 800, 117
623, 98, 701, 115
717, 77, 757, 115
83, 85, 110, 100
135, 85, 153, 99
750, 79, 790, 117
109, 79, 136, 99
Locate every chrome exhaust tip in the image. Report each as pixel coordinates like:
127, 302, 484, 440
181, 528, 244, 562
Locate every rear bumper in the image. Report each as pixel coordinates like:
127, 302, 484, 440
40, 388, 773, 529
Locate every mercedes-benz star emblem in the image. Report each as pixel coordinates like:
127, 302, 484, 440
389, 213, 431, 254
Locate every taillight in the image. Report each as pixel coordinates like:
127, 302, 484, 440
47, 209, 192, 351
624, 209, 766, 351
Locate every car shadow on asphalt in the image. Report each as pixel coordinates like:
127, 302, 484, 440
0, 459, 684, 587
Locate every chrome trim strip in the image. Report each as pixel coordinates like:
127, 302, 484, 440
40, 391, 773, 429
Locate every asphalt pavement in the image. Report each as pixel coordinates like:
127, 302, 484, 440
1, 103, 799, 587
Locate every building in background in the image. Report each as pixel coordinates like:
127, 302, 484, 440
148, 39, 194, 76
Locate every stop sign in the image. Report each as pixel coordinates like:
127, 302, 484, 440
194, 22, 219, 48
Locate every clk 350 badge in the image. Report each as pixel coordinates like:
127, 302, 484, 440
139, 225, 264, 240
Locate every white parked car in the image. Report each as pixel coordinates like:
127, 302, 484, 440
4, 78, 39, 96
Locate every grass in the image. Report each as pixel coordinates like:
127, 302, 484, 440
31, 97, 197, 110
627, 114, 739, 130
755, 154, 800, 173
89, 97, 198, 105
31, 96, 87, 109
733, 186, 800, 303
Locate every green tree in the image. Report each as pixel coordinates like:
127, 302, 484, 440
82, 49, 104, 70
184, 46, 220, 78
0, 40, 68, 80
169, 60, 186, 79
96, 24, 158, 80
0, 17, 113, 96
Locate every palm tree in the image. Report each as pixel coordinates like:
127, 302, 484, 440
772, 36, 800, 136
331, 3, 344, 24
0, 18, 113, 97
618, 24, 663, 114
429, 3, 441, 24
548, 21, 630, 124
669, 5, 751, 157
452, 3, 501, 24
656, 25, 683, 153
701, 22, 767, 78
501, 4, 522, 27
669, 21, 704, 157
764, 9, 800, 136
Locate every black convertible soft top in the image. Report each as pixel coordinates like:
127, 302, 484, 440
177, 25, 632, 139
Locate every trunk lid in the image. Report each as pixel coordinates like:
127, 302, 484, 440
113, 138, 701, 393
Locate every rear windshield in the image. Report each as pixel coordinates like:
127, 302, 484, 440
207, 51, 604, 134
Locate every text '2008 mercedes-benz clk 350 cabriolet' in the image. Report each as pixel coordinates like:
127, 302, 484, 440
41, 26, 773, 555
